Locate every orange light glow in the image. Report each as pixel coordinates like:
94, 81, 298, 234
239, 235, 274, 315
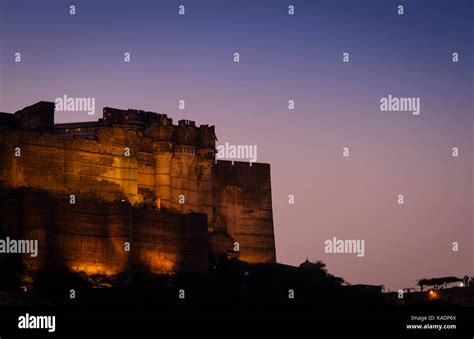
139, 249, 176, 274
70, 263, 116, 276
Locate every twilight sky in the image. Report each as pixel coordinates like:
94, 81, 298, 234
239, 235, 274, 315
0, 0, 472, 290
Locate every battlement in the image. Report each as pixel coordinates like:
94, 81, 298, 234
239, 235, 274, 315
0, 102, 217, 150
178, 119, 195, 127
102, 106, 172, 128
215, 160, 270, 171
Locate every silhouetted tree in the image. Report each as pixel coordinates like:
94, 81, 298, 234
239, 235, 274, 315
417, 279, 429, 292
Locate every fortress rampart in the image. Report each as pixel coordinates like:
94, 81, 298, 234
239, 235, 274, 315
0, 190, 208, 275
0, 102, 276, 275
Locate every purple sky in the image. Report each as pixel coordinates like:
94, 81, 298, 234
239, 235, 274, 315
0, 0, 472, 290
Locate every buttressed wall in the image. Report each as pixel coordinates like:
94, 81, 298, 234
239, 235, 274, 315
212, 161, 276, 263
0, 101, 276, 274
0, 190, 208, 275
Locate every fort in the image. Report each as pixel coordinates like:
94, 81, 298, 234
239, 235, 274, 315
0, 101, 276, 276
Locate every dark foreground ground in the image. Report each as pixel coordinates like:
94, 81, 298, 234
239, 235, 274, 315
0, 256, 472, 337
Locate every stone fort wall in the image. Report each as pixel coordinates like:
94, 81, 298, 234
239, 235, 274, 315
0, 190, 208, 275
212, 161, 276, 263
0, 128, 215, 218
0, 102, 276, 270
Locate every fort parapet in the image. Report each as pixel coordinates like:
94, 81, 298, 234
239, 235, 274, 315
0, 102, 276, 275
